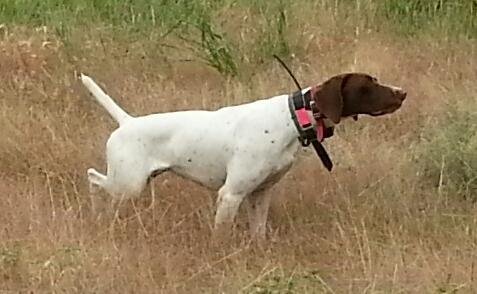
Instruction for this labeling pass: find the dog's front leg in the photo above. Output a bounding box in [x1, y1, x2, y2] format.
[245, 191, 272, 239]
[213, 187, 246, 238]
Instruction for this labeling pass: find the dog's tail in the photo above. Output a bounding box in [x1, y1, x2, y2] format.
[80, 73, 132, 125]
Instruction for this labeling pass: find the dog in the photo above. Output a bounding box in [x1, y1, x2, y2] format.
[80, 72, 406, 238]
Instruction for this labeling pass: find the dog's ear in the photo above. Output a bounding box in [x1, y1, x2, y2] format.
[313, 74, 348, 124]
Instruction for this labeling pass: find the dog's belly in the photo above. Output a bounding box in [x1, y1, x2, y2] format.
[158, 128, 233, 190]
[171, 164, 226, 190]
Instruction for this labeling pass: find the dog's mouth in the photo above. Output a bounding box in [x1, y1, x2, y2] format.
[369, 110, 388, 116]
[369, 103, 402, 116]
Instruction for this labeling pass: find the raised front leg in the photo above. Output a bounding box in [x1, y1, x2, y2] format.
[214, 186, 247, 232]
[245, 190, 272, 239]
[213, 153, 294, 239]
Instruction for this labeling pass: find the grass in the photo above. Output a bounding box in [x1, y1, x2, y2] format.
[380, 0, 477, 37]
[0, 0, 476, 292]
[418, 96, 477, 200]
[0, 0, 475, 75]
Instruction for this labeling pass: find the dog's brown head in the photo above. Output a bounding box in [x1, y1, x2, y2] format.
[311, 73, 407, 123]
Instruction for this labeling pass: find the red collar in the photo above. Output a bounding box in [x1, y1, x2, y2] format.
[288, 89, 334, 171]
[294, 107, 327, 142]
[292, 86, 333, 143]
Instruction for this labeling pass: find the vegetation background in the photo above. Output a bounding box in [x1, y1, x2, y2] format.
[0, 0, 476, 292]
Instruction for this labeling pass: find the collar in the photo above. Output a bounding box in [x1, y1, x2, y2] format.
[288, 89, 334, 171]
[288, 89, 334, 144]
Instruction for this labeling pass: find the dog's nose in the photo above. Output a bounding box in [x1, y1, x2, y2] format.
[398, 90, 407, 101]
[393, 88, 407, 101]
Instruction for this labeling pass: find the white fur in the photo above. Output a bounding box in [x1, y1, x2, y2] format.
[81, 74, 312, 237]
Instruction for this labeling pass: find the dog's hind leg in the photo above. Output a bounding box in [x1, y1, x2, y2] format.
[147, 164, 169, 210]
[87, 165, 150, 218]
[87, 168, 107, 214]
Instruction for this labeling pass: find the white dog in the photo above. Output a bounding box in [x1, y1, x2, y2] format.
[80, 73, 406, 237]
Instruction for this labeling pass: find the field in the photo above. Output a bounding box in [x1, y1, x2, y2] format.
[1, 0, 476, 292]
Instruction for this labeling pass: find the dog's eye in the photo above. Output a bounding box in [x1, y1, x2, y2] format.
[367, 76, 377, 83]
[360, 86, 370, 95]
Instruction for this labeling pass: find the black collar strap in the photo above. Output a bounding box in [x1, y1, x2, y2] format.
[288, 89, 334, 171]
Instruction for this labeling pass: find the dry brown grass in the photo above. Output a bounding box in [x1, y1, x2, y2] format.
[1, 22, 476, 293]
